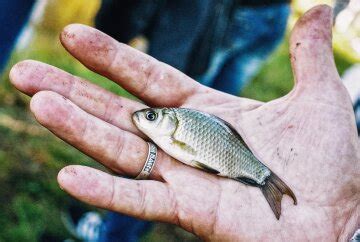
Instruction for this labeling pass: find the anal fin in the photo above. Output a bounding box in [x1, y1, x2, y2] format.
[192, 160, 220, 174]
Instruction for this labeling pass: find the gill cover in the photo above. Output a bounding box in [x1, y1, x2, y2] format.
[133, 108, 178, 137]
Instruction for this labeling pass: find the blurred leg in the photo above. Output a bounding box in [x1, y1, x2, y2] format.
[0, 0, 35, 72]
[354, 99, 360, 135]
[99, 212, 152, 242]
[342, 64, 360, 136]
[212, 52, 262, 95]
[202, 3, 290, 95]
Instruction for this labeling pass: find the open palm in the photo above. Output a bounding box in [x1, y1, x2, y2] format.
[10, 5, 359, 241]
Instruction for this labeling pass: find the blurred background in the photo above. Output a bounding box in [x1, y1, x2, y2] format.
[0, 0, 359, 241]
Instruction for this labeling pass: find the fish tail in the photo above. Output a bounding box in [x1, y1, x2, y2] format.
[261, 172, 297, 220]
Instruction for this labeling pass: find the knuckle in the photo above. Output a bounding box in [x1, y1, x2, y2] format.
[113, 132, 126, 170]
[106, 176, 117, 209]
[103, 94, 116, 123]
[167, 188, 181, 225]
[141, 60, 167, 97]
[136, 182, 148, 217]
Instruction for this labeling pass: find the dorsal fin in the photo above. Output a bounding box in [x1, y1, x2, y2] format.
[209, 115, 250, 150]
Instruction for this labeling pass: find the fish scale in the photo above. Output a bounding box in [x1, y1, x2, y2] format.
[171, 108, 270, 184]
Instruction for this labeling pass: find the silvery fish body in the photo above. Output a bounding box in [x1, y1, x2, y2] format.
[166, 108, 270, 184]
[132, 108, 297, 219]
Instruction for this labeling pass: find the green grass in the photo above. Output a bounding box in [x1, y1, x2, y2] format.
[242, 41, 294, 101]
[0, 34, 113, 241]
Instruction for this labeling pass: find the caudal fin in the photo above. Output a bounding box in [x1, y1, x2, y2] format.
[261, 172, 297, 220]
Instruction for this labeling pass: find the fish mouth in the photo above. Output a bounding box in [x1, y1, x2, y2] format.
[132, 112, 140, 125]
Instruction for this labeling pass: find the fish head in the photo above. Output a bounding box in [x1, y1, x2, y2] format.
[132, 108, 177, 139]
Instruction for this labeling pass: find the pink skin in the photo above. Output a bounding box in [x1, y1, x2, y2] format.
[9, 5, 359, 241]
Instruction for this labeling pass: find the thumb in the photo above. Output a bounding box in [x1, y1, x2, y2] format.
[289, 5, 348, 105]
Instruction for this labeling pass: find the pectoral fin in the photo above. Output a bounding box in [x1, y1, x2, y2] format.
[192, 160, 220, 174]
[172, 139, 197, 155]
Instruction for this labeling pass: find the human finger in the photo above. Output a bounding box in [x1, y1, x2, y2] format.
[30, 90, 176, 179]
[58, 165, 177, 223]
[60, 24, 206, 107]
[10, 60, 146, 136]
[288, 5, 349, 107]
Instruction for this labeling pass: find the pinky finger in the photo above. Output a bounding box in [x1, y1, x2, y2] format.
[57, 165, 177, 223]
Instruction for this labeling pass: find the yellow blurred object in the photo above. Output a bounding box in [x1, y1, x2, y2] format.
[34, 0, 101, 33]
[16, 0, 102, 63]
[293, 0, 332, 11]
[333, 0, 360, 62]
[128, 35, 149, 53]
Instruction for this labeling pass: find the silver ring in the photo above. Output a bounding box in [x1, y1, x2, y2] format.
[135, 142, 157, 180]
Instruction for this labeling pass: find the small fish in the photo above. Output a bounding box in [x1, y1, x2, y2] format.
[132, 108, 297, 219]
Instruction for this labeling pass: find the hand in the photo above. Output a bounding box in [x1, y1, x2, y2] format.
[10, 5, 359, 241]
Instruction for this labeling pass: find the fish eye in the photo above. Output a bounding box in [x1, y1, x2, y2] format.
[145, 110, 157, 121]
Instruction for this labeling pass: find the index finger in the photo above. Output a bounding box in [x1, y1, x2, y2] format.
[60, 24, 205, 107]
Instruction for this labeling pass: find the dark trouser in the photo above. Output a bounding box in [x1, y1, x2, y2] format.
[354, 99, 360, 135]
[99, 213, 151, 242]
[199, 4, 290, 95]
[0, 0, 35, 72]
